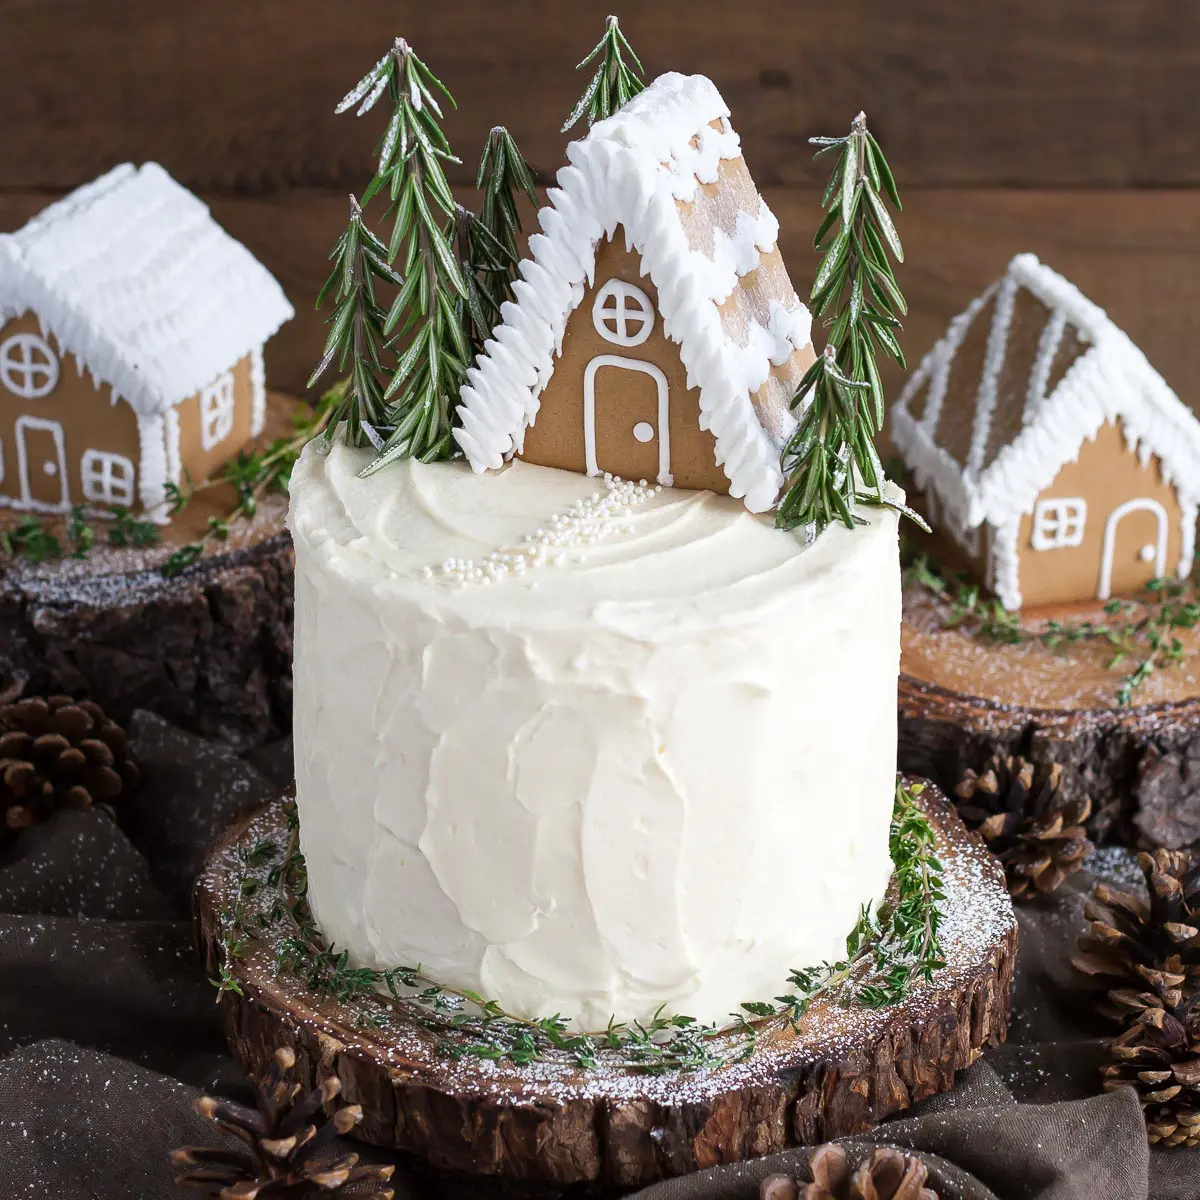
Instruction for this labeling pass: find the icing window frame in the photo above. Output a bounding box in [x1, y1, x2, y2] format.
[1031, 497, 1087, 550]
[81, 449, 135, 506]
[200, 370, 236, 451]
[0, 332, 59, 400]
[592, 280, 656, 348]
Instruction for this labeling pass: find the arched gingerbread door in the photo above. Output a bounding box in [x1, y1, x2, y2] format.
[583, 355, 672, 487]
[1098, 497, 1168, 600]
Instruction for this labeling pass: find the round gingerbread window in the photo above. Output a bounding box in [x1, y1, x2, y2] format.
[591, 280, 655, 348]
[0, 333, 59, 399]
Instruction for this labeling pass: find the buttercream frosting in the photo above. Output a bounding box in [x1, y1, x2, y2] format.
[289, 441, 902, 1029]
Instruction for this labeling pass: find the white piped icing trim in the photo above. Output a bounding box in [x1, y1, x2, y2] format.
[454, 73, 812, 514]
[136, 409, 170, 521]
[0, 164, 293, 419]
[249, 345, 267, 436]
[894, 253, 1200, 609]
[164, 403, 183, 491]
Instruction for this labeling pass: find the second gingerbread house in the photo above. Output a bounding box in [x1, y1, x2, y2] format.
[0, 163, 293, 521]
[454, 72, 814, 513]
[893, 254, 1200, 610]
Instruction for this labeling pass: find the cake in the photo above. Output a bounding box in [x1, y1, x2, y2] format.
[291, 450, 901, 1028]
[288, 63, 909, 1031]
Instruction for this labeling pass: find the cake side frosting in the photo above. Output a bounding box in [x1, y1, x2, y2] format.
[289, 440, 901, 1029]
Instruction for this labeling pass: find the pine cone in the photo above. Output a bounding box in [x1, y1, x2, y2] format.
[760, 1144, 938, 1200]
[1074, 848, 1200, 1024]
[0, 694, 139, 837]
[171, 1046, 395, 1197]
[1102, 991, 1200, 1147]
[955, 754, 1092, 898]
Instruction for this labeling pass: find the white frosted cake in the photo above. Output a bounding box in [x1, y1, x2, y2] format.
[289, 449, 900, 1028]
[289, 68, 905, 1030]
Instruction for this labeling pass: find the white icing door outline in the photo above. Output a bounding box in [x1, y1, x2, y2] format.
[583, 355, 672, 487]
[15, 415, 69, 512]
[1099, 497, 1168, 601]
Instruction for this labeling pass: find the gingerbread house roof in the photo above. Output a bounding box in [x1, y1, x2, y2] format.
[453, 72, 813, 513]
[892, 253, 1200, 533]
[0, 163, 294, 417]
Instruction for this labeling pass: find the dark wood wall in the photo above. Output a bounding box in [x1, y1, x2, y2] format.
[2, 0, 1197, 409]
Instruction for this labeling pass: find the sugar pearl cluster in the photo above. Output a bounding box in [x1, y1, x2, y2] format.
[424, 475, 661, 587]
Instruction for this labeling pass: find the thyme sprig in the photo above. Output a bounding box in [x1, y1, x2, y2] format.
[561, 15, 646, 134]
[214, 783, 944, 1075]
[909, 554, 1200, 707]
[778, 114, 926, 540]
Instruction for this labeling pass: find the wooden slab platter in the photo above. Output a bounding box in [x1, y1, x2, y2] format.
[195, 782, 1017, 1190]
[0, 391, 303, 749]
[899, 577, 1200, 850]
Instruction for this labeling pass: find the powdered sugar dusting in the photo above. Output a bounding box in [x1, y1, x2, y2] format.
[200, 785, 1015, 1109]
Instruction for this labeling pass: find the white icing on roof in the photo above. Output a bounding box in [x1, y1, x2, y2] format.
[454, 73, 812, 513]
[0, 163, 294, 416]
[893, 253, 1200, 533]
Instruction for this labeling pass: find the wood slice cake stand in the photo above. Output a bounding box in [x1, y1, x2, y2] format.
[0, 391, 303, 749]
[196, 783, 1017, 1191]
[899, 578, 1200, 849]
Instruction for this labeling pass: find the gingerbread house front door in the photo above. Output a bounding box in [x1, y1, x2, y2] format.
[1098, 497, 1169, 600]
[584, 355, 672, 487]
[15, 415, 69, 511]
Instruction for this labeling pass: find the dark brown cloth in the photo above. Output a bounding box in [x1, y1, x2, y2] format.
[0, 713, 1192, 1199]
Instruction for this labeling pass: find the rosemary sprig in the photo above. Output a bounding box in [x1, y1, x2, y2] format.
[309, 195, 401, 450]
[476, 126, 538, 311]
[562, 15, 646, 133]
[334, 38, 470, 473]
[778, 114, 926, 540]
[909, 554, 1200, 707]
[215, 783, 944, 1075]
[452, 202, 513, 353]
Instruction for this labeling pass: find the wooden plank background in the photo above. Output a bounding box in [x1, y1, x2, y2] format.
[2, 0, 1198, 409]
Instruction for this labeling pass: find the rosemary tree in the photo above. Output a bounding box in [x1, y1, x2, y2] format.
[452, 204, 510, 353]
[777, 113, 924, 538]
[562, 15, 646, 133]
[335, 37, 471, 469]
[476, 126, 539, 310]
[308, 195, 399, 449]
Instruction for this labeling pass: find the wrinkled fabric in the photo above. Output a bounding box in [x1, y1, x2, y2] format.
[0, 715, 1191, 1198]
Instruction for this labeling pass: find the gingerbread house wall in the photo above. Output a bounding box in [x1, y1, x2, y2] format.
[520, 232, 731, 493]
[0, 311, 145, 512]
[174, 353, 255, 487]
[1012, 419, 1186, 609]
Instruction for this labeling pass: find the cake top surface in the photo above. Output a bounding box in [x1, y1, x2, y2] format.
[289, 440, 899, 628]
[453, 72, 812, 513]
[892, 252, 1200, 531]
[0, 163, 294, 414]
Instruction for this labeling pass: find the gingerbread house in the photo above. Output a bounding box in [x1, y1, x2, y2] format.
[893, 253, 1200, 610]
[0, 163, 293, 521]
[454, 72, 814, 513]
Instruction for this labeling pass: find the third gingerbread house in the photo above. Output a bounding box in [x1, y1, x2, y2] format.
[893, 254, 1200, 610]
